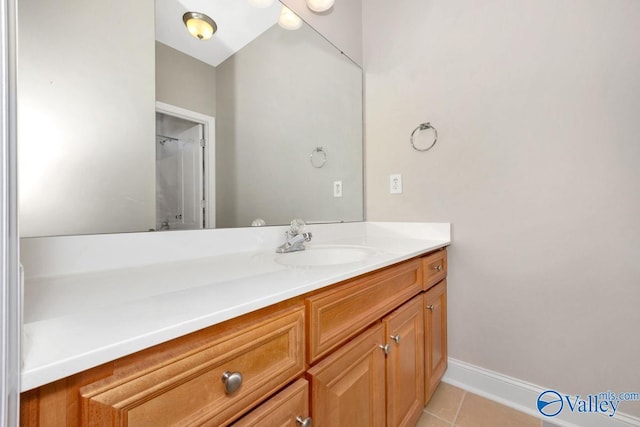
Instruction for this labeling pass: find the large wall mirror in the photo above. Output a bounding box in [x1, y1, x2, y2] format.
[17, 0, 363, 237]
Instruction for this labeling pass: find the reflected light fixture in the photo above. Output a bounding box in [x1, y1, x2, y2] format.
[278, 6, 302, 30]
[182, 12, 217, 40]
[248, 0, 274, 7]
[306, 0, 335, 12]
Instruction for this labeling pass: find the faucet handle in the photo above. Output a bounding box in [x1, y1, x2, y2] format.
[290, 218, 306, 235]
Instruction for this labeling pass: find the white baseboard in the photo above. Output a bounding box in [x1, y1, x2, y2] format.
[442, 358, 640, 427]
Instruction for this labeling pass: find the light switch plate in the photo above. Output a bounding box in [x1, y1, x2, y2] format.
[333, 181, 343, 197]
[390, 174, 402, 194]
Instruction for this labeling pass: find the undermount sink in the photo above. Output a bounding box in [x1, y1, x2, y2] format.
[275, 245, 376, 267]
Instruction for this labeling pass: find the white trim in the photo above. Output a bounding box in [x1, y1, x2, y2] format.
[443, 358, 640, 427]
[1, 0, 21, 424]
[155, 101, 216, 228]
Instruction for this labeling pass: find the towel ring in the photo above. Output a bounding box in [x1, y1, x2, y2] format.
[310, 146, 327, 168]
[410, 123, 438, 152]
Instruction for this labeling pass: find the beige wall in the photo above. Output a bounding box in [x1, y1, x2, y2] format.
[282, 0, 362, 65]
[18, 0, 155, 237]
[155, 42, 217, 117]
[364, 0, 640, 418]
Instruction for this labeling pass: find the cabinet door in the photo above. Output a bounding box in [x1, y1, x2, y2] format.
[385, 295, 425, 427]
[424, 280, 447, 404]
[307, 324, 386, 427]
[232, 379, 310, 427]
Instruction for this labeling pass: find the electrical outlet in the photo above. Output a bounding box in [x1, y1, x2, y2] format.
[390, 174, 402, 194]
[333, 181, 343, 197]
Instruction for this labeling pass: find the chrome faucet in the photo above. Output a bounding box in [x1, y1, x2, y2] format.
[276, 219, 313, 253]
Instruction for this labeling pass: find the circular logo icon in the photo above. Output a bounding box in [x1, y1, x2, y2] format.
[537, 390, 563, 417]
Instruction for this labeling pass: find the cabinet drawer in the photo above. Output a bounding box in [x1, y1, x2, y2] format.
[80, 306, 305, 426]
[423, 249, 447, 290]
[232, 379, 310, 427]
[306, 259, 422, 363]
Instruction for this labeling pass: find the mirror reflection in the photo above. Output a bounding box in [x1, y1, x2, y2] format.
[17, 0, 363, 237]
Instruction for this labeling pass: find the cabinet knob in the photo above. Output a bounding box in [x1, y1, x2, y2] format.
[296, 416, 313, 427]
[426, 304, 434, 311]
[379, 344, 391, 355]
[221, 371, 243, 394]
[433, 264, 442, 272]
[390, 334, 401, 344]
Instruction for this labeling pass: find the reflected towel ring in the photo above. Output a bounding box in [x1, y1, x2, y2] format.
[410, 123, 438, 152]
[310, 146, 327, 168]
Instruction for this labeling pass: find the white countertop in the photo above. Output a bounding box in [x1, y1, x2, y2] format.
[20, 222, 450, 391]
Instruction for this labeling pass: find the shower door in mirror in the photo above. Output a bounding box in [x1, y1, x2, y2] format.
[156, 113, 205, 231]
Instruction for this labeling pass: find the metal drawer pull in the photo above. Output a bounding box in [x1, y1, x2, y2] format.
[221, 371, 243, 394]
[426, 305, 434, 311]
[433, 265, 442, 272]
[390, 335, 401, 344]
[379, 344, 391, 355]
[296, 416, 313, 427]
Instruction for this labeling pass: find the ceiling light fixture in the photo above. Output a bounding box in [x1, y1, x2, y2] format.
[182, 12, 217, 41]
[278, 6, 302, 30]
[306, 0, 335, 13]
[248, 0, 274, 8]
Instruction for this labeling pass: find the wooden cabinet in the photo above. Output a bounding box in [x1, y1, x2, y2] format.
[21, 248, 449, 427]
[307, 324, 386, 427]
[422, 249, 447, 291]
[307, 295, 425, 427]
[385, 295, 425, 427]
[21, 304, 305, 427]
[306, 259, 423, 363]
[424, 279, 447, 404]
[79, 306, 305, 426]
[232, 379, 310, 427]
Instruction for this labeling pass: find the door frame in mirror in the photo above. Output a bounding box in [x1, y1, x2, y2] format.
[155, 101, 216, 229]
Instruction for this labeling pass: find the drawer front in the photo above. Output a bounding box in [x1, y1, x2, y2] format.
[80, 306, 305, 427]
[232, 379, 310, 427]
[306, 259, 423, 363]
[423, 249, 447, 290]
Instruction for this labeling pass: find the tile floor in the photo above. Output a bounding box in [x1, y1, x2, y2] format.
[417, 382, 548, 427]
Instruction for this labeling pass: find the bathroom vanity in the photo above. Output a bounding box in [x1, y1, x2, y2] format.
[19, 222, 449, 426]
[14, 1, 448, 424]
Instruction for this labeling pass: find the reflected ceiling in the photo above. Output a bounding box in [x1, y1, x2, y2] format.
[155, 0, 281, 66]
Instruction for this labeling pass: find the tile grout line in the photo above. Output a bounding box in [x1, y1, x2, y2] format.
[424, 389, 468, 426]
[423, 409, 456, 426]
[451, 390, 467, 426]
